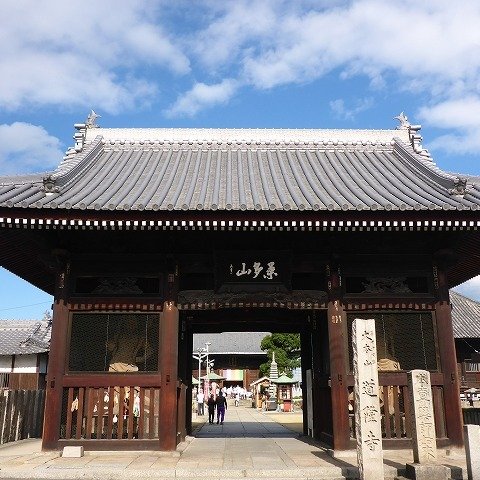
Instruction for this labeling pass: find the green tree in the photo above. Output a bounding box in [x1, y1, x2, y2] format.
[259, 333, 301, 377]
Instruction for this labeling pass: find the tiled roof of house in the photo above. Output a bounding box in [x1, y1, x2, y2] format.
[0, 120, 479, 213]
[0, 320, 51, 355]
[451, 290, 480, 338]
[193, 332, 269, 354]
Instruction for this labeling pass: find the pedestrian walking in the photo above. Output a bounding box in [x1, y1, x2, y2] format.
[207, 393, 216, 424]
[215, 390, 227, 424]
[197, 389, 205, 416]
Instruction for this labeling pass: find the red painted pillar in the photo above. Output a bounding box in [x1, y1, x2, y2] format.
[158, 301, 179, 450]
[42, 258, 70, 450]
[327, 262, 350, 451]
[434, 264, 463, 446]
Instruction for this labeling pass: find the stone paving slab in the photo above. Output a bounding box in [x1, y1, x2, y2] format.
[0, 406, 470, 479]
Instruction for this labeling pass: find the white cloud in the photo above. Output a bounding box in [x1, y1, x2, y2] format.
[165, 79, 239, 118]
[419, 97, 480, 131]
[3, 0, 480, 132]
[185, 0, 480, 142]
[418, 97, 480, 154]
[0, 123, 64, 175]
[455, 276, 480, 302]
[219, 1, 480, 91]
[0, 1, 189, 113]
[330, 97, 374, 120]
[192, 2, 278, 71]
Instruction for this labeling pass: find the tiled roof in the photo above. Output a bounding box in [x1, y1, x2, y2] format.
[193, 332, 268, 354]
[0, 320, 51, 355]
[451, 290, 480, 338]
[0, 126, 479, 213]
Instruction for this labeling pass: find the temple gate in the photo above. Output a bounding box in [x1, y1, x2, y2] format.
[0, 116, 479, 451]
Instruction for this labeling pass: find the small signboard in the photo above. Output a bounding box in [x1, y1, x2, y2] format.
[215, 251, 291, 292]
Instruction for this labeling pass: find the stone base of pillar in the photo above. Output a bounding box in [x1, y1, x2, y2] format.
[62, 446, 84, 458]
[405, 463, 449, 480]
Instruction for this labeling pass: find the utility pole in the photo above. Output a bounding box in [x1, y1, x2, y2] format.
[192, 347, 206, 391]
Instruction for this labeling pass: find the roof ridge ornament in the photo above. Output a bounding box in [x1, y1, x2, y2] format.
[448, 177, 469, 197]
[65, 110, 101, 155]
[394, 112, 410, 130]
[86, 109, 101, 128]
[42, 174, 60, 194]
[394, 112, 431, 159]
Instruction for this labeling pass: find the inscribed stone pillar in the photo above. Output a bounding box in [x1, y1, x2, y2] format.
[464, 424, 480, 480]
[408, 370, 437, 464]
[352, 318, 384, 480]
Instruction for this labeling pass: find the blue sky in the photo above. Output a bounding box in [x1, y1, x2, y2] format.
[1, 0, 480, 319]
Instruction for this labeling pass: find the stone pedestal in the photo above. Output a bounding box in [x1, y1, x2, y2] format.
[464, 424, 480, 480]
[352, 318, 384, 480]
[408, 370, 437, 464]
[405, 463, 448, 480]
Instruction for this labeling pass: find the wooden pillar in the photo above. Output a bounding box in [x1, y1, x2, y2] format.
[158, 267, 179, 450]
[42, 256, 70, 450]
[434, 263, 463, 446]
[327, 261, 350, 451]
[300, 327, 312, 436]
[184, 318, 194, 436]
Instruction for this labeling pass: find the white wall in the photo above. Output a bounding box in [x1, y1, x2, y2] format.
[0, 356, 12, 373]
[13, 354, 38, 373]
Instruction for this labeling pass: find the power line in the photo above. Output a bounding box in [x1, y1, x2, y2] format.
[0, 301, 52, 312]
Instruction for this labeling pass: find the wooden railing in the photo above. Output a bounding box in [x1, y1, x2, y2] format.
[348, 372, 446, 440]
[60, 375, 160, 441]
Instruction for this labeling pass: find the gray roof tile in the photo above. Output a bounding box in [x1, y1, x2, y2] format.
[0, 128, 479, 213]
[193, 332, 268, 354]
[0, 320, 51, 355]
[451, 290, 480, 338]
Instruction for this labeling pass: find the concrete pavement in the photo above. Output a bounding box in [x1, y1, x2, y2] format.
[0, 405, 469, 479]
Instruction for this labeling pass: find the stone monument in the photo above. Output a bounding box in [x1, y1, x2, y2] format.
[352, 318, 384, 480]
[464, 424, 480, 480]
[406, 369, 448, 480]
[408, 370, 437, 463]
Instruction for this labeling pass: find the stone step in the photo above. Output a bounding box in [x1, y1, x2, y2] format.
[172, 466, 401, 479]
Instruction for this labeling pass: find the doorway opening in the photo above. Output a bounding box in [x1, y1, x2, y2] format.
[179, 308, 325, 439]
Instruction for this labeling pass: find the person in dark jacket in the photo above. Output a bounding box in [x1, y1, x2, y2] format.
[215, 391, 227, 424]
[207, 393, 216, 424]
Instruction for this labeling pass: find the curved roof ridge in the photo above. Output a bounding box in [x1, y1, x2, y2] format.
[393, 140, 461, 187]
[0, 136, 104, 191]
[50, 136, 104, 188]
